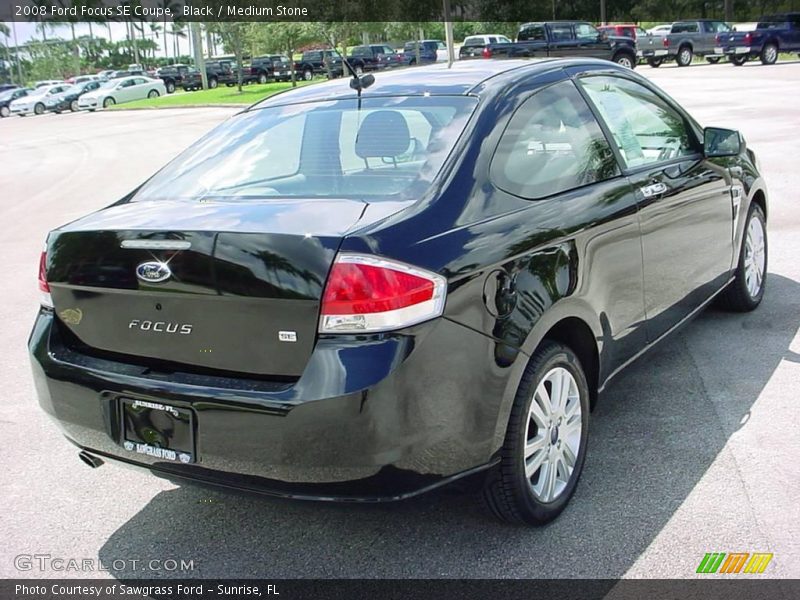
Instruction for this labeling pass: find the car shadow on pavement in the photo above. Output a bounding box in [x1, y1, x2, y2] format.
[98, 274, 800, 579]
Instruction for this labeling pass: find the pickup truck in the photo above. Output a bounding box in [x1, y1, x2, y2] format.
[639, 19, 734, 67]
[245, 55, 294, 84]
[478, 21, 638, 69]
[181, 60, 237, 91]
[294, 50, 344, 81]
[157, 64, 192, 93]
[347, 45, 405, 73]
[715, 13, 800, 65]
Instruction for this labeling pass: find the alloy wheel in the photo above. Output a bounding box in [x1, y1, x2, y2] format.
[616, 55, 633, 69]
[524, 367, 582, 503]
[744, 216, 766, 298]
[764, 45, 778, 64]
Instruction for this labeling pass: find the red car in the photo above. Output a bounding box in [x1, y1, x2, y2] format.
[598, 24, 647, 39]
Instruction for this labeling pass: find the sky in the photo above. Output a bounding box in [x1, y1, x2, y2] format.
[1, 20, 188, 57]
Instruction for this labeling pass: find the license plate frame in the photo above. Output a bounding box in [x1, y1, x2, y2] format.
[120, 397, 195, 464]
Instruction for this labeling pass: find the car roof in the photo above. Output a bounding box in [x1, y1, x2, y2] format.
[250, 58, 619, 110]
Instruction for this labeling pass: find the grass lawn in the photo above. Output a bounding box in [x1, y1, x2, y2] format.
[111, 80, 318, 109]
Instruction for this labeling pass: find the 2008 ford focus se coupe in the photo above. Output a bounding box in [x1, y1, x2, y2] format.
[30, 59, 768, 524]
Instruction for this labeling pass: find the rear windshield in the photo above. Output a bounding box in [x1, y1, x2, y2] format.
[133, 96, 477, 202]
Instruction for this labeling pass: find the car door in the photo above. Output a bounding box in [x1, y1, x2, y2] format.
[578, 74, 734, 342]
[574, 22, 612, 58]
[546, 24, 578, 56]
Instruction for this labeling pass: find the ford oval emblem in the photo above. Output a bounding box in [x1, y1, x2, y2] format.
[136, 261, 172, 284]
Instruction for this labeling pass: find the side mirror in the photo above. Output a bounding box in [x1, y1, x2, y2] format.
[704, 127, 742, 157]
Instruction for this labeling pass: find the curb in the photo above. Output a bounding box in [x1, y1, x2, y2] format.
[110, 104, 245, 111]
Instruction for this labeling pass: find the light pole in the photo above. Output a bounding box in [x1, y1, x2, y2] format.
[601, 0, 607, 25]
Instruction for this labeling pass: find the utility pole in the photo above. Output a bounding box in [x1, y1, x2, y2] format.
[190, 22, 207, 89]
[11, 17, 23, 84]
[724, 0, 734, 22]
[600, 0, 607, 25]
[443, 0, 455, 66]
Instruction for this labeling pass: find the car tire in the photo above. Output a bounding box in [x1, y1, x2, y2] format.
[70, 100, 79, 112]
[706, 56, 721, 64]
[676, 46, 693, 66]
[258, 73, 268, 84]
[647, 57, 663, 68]
[88, 109, 95, 112]
[103, 97, 115, 109]
[166, 81, 175, 94]
[34, 103, 45, 115]
[303, 68, 313, 81]
[613, 52, 635, 69]
[760, 43, 778, 65]
[717, 203, 767, 312]
[0, 106, 9, 118]
[354, 64, 365, 75]
[148, 90, 159, 98]
[483, 340, 590, 525]
[208, 77, 218, 89]
[730, 55, 748, 66]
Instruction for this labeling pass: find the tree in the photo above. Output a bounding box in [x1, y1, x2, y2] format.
[208, 22, 246, 92]
[259, 23, 317, 87]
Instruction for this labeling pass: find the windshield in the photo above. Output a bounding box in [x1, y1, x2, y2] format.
[133, 96, 477, 203]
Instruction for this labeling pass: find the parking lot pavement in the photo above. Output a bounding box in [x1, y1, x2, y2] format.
[1, 62, 798, 580]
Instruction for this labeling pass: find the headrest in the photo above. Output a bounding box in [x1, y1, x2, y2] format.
[355, 111, 411, 159]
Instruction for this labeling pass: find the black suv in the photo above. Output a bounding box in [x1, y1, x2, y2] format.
[294, 50, 344, 80]
[347, 45, 405, 73]
[246, 55, 294, 84]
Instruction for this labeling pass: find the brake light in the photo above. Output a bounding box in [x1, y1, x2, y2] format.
[38, 250, 53, 308]
[744, 32, 753, 44]
[319, 254, 447, 333]
[715, 34, 721, 43]
[482, 47, 492, 58]
[663, 37, 670, 47]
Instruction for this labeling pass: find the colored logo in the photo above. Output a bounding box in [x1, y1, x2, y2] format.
[697, 552, 773, 574]
[136, 261, 171, 284]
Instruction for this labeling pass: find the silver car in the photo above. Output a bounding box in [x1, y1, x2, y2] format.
[77, 76, 166, 111]
[9, 84, 71, 116]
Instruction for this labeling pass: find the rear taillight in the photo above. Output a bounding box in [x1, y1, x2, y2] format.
[744, 32, 753, 44]
[715, 34, 721, 43]
[663, 37, 670, 47]
[38, 250, 53, 308]
[482, 47, 492, 58]
[319, 254, 446, 334]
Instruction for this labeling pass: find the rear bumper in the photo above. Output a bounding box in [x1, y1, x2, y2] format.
[718, 46, 753, 55]
[29, 310, 512, 500]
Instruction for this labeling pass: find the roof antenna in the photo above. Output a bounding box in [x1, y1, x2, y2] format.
[322, 31, 374, 108]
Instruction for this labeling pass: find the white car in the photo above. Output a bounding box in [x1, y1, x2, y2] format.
[647, 24, 674, 36]
[77, 76, 166, 111]
[9, 84, 71, 116]
[33, 79, 64, 88]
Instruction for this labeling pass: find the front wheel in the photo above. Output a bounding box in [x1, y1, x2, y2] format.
[34, 103, 45, 115]
[70, 100, 79, 112]
[730, 55, 748, 66]
[760, 43, 778, 65]
[676, 46, 693, 66]
[718, 204, 767, 312]
[483, 341, 590, 525]
[103, 97, 115, 108]
[613, 53, 635, 69]
[647, 57, 663, 68]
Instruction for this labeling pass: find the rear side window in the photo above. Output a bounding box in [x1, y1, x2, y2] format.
[490, 80, 619, 200]
[519, 25, 547, 41]
[672, 22, 699, 33]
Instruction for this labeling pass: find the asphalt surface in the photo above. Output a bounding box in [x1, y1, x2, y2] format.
[1, 60, 799, 580]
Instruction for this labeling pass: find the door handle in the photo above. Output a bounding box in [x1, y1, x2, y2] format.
[640, 182, 668, 198]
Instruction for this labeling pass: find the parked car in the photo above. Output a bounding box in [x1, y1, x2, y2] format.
[246, 55, 295, 84]
[640, 19, 734, 67]
[346, 45, 405, 73]
[77, 76, 165, 110]
[0, 84, 18, 93]
[479, 22, 638, 69]
[0, 87, 30, 118]
[157, 64, 192, 93]
[45, 80, 104, 114]
[458, 34, 513, 59]
[598, 23, 647, 40]
[294, 50, 344, 80]
[403, 40, 448, 64]
[180, 61, 237, 91]
[97, 70, 116, 80]
[109, 69, 147, 79]
[716, 12, 800, 65]
[9, 84, 71, 116]
[30, 59, 768, 525]
[33, 80, 63, 88]
[647, 24, 674, 36]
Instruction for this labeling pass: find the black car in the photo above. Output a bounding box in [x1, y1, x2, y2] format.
[294, 50, 344, 80]
[347, 45, 406, 73]
[31, 59, 768, 525]
[0, 87, 29, 118]
[246, 55, 294, 84]
[46, 80, 104, 113]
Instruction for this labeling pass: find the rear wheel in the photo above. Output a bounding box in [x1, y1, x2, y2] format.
[613, 52, 635, 69]
[258, 72, 268, 84]
[647, 57, 663, 68]
[730, 55, 748, 66]
[718, 204, 767, 312]
[147, 90, 159, 98]
[34, 102, 45, 115]
[208, 77, 218, 89]
[760, 43, 778, 65]
[0, 105, 9, 118]
[165, 81, 176, 94]
[103, 97, 115, 109]
[676, 46, 693, 66]
[303, 68, 313, 81]
[483, 341, 590, 525]
[354, 64, 365, 75]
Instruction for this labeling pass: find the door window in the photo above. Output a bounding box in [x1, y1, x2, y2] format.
[519, 25, 546, 41]
[490, 80, 619, 199]
[549, 24, 575, 41]
[575, 23, 599, 40]
[579, 76, 699, 169]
